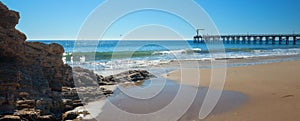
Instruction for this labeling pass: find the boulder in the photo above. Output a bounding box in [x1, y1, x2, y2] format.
[98, 70, 155, 85]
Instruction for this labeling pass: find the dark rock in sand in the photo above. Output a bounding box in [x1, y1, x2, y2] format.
[98, 70, 155, 85]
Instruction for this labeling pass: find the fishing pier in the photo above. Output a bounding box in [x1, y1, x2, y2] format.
[194, 32, 300, 45]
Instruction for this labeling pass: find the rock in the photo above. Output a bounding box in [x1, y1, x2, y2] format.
[0, 2, 19, 29]
[127, 72, 144, 81]
[98, 70, 155, 85]
[0, 2, 78, 120]
[102, 89, 113, 95]
[47, 43, 64, 55]
[62, 99, 73, 106]
[72, 67, 99, 87]
[0, 115, 21, 121]
[14, 109, 40, 120]
[0, 104, 14, 115]
[62, 65, 75, 88]
[18, 92, 30, 99]
[0, 2, 156, 121]
[62, 111, 78, 120]
[36, 115, 54, 121]
[16, 100, 35, 109]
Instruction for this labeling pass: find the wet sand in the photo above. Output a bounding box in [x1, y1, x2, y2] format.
[166, 60, 300, 121]
[83, 78, 246, 121]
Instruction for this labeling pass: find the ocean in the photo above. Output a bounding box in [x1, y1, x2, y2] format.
[29, 40, 300, 70]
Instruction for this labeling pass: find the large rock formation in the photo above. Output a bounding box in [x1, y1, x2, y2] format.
[0, 2, 74, 120]
[0, 2, 155, 120]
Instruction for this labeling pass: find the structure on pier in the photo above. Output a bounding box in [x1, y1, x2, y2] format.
[194, 33, 300, 45]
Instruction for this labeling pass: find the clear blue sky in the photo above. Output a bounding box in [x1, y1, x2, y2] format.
[1, 0, 300, 40]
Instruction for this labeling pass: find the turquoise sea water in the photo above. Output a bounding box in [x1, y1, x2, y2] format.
[29, 40, 300, 69]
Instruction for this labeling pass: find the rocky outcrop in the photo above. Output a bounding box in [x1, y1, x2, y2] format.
[0, 2, 155, 120]
[98, 70, 155, 85]
[70, 68, 154, 103]
[0, 2, 74, 120]
[62, 69, 154, 120]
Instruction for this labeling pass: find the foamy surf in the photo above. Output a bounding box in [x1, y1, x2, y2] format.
[152, 48, 202, 56]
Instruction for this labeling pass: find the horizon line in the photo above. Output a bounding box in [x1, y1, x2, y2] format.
[26, 39, 194, 41]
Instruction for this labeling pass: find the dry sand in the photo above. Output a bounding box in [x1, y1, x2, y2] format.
[166, 60, 300, 121]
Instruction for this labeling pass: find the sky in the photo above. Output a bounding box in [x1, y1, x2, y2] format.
[1, 0, 300, 40]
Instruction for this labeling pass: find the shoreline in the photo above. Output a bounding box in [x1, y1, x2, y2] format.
[165, 60, 300, 121]
[158, 54, 300, 68]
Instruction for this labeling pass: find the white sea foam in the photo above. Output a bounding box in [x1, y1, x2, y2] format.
[69, 47, 300, 71]
[253, 48, 300, 57]
[152, 48, 202, 56]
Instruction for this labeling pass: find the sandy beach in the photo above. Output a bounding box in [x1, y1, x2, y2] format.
[166, 60, 300, 121]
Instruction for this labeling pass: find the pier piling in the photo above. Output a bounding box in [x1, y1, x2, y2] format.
[279, 36, 282, 45]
